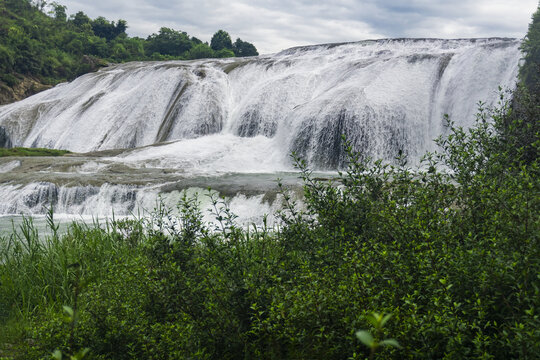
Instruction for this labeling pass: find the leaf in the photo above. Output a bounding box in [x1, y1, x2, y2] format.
[63, 305, 74, 317]
[365, 312, 381, 328]
[381, 313, 393, 327]
[72, 348, 90, 360]
[356, 330, 375, 347]
[380, 338, 402, 348]
[52, 350, 63, 360]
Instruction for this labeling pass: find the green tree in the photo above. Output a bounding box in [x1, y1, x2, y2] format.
[145, 27, 192, 56]
[520, 4, 540, 96]
[122, 37, 145, 59]
[91, 17, 126, 41]
[215, 48, 235, 58]
[210, 29, 232, 51]
[65, 38, 83, 54]
[91, 16, 115, 40]
[0, 44, 15, 72]
[70, 11, 91, 28]
[115, 19, 127, 38]
[50, 2, 67, 22]
[512, 3, 540, 164]
[111, 42, 128, 60]
[0, 0, 259, 100]
[186, 43, 214, 59]
[232, 38, 258, 56]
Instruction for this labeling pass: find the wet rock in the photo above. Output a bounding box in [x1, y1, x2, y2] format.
[0, 127, 12, 148]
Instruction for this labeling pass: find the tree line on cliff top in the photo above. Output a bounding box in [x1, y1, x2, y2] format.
[0, 0, 258, 88]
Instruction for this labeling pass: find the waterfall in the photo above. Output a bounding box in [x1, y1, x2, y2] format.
[0, 38, 522, 218]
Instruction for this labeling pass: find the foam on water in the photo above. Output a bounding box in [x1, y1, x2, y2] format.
[0, 182, 283, 227]
[0, 38, 522, 220]
[114, 134, 292, 176]
[0, 160, 20, 173]
[0, 38, 520, 169]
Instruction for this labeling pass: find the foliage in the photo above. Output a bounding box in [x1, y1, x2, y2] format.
[0, 87, 538, 359]
[356, 313, 401, 360]
[520, 3, 540, 96]
[186, 43, 215, 60]
[210, 29, 233, 51]
[0, 0, 259, 94]
[210, 30, 258, 57]
[145, 27, 193, 57]
[215, 48, 236, 58]
[515, 2, 540, 165]
[90, 17, 126, 42]
[233, 38, 259, 57]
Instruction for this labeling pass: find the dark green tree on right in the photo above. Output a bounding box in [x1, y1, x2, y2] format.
[520, 3, 540, 95]
[508, 2, 540, 165]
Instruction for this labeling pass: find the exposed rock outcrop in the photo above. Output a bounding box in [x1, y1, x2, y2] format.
[0, 76, 52, 106]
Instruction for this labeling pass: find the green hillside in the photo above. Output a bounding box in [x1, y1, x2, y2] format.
[0, 0, 258, 103]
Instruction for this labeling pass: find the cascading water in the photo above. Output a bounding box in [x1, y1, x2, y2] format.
[0, 38, 522, 221]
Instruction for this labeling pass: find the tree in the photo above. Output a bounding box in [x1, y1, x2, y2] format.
[91, 17, 126, 41]
[50, 2, 66, 22]
[191, 36, 202, 45]
[111, 42, 128, 60]
[232, 38, 258, 57]
[210, 30, 232, 51]
[70, 11, 91, 28]
[32, 0, 48, 11]
[65, 38, 83, 54]
[0, 0, 261, 98]
[186, 43, 214, 59]
[215, 48, 235, 58]
[145, 27, 192, 56]
[122, 37, 145, 59]
[91, 17, 115, 40]
[520, 4, 540, 96]
[507, 3, 540, 165]
[115, 19, 128, 38]
[0, 44, 15, 72]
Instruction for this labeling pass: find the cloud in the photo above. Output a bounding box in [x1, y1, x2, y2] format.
[59, 0, 538, 54]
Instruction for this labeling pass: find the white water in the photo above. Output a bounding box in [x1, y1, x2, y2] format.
[0, 183, 282, 227]
[0, 38, 522, 220]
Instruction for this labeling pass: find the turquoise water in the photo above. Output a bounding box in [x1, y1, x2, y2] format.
[0, 215, 103, 237]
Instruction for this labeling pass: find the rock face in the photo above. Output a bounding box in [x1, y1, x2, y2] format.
[0, 126, 11, 148]
[0, 56, 107, 106]
[0, 76, 52, 105]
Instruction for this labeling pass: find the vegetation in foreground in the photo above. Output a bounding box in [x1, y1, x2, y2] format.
[0, 147, 70, 157]
[0, 84, 538, 359]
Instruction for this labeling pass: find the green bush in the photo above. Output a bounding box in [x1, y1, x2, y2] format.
[2, 88, 537, 359]
[0, 73, 19, 87]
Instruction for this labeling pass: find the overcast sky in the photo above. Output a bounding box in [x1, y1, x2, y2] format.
[57, 0, 538, 54]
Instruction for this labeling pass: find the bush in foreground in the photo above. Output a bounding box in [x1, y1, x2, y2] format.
[0, 93, 538, 359]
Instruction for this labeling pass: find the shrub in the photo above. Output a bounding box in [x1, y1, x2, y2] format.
[0, 73, 19, 87]
[1, 91, 538, 359]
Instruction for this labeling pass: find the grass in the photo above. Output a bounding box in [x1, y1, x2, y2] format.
[0, 147, 71, 157]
